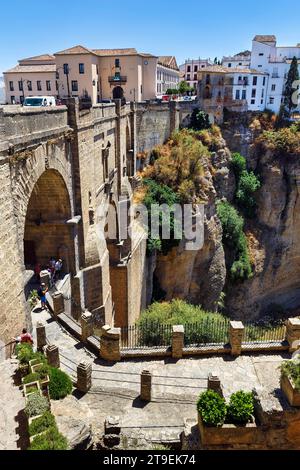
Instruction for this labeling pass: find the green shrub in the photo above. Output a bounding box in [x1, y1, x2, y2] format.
[231, 152, 246, 179]
[25, 393, 50, 417]
[281, 359, 300, 390]
[236, 171, 261, 218]
[136, 300, 228, 346]
[34, 363, 50, 378]
[49, 367, 72, 400]
[197, 390, 227, 426]
[30, 352, 48, 365]
[29, 411, 56, 437]
[227, 391, 254, 424]
[23, 373, 40, 384]
[16, 343, 34, 364]
[29, 289, 39, 308]
[29, 426, 68, 450]
[217, 201, 252, 281]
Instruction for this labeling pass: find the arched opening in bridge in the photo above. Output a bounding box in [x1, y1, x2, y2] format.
[24, 169, 74, 274]
[113, 86, 124, 100]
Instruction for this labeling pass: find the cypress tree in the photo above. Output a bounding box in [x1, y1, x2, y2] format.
[283, 56, 299, 114]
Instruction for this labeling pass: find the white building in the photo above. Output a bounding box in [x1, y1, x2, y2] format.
[222, 51, 251, 69]
[156, 57, 180, 96]
[222, 35, 300, 114]
[179, 58, 213, 90]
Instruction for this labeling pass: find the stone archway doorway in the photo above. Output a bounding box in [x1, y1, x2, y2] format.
[23, 169, 74, 274]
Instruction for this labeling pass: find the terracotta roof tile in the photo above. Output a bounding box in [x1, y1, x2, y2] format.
[4, 64, 57, 73]
[20, 54, 55, 63]
[93, 48, 137, 56]
[253, 35, 277, 43]
[55, 45, 94, 55]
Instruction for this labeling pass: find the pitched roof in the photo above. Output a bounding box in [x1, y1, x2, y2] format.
[54, 45, 94, 55]
[253, 35, 277, 43]
[158, 56, 179, 70]
[93, 48, 137, 56]
[19, 54, 55, 63]
[4, 64, 57, 73]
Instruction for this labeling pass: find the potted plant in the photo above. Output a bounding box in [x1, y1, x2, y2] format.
[32, 364, 50, 387]
[197, 390, 260, 446]
[25, 393, 50, 418]
[280, 359, 300, 407]
[23, 375, 41, 397]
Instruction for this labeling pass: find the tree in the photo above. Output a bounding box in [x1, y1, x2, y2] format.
[283, 56, 299, 115]
[178, 80, 193, 95]
[190, 109, 211, 130]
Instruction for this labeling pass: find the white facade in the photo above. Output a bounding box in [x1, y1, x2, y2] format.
[156, 57, 180, 96]
[222, 36, 300, 114]
[179, 59, 213, 90]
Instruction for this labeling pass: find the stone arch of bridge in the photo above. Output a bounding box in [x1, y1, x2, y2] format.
[23, 169, 75, 274]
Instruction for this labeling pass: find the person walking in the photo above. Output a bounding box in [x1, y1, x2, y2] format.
[38, 283, 48, 310]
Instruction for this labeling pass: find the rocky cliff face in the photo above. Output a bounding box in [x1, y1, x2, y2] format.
[153, 137, 232, 312]
[151, 116, 300, 320]
[223, 115, 300, 320]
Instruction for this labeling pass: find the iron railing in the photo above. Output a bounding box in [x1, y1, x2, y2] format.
[243, 321, 286, 346]
[121, 322, 172, 349]
[184, 317, 230, 348]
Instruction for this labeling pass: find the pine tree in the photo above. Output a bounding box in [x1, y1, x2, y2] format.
[283, 56, 299, 115]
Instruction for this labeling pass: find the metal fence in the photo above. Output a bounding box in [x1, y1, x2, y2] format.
[243, 321, 286, 346]
[184, 317, 230, 348]
[121, 322, 173, 350]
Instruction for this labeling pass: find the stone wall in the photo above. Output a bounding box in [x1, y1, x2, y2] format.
[0, 99, 185, 348]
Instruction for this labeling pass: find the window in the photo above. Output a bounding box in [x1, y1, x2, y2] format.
[187, 65, 191, 72]
[9, 81, 14, 91]
[194, 65, 198, 72]
[261, 99, 264, 104]
[46, 81, 51, 91]
[27, 81, 32, 91]
[251, 99, 255, 104]
[271, 84, 276, 91]
[269, 97, 275, 104]
[10, 96, 15, 104]
[18, 81, 23, 91]
[115, 58, 120, 68]
[71, 80, 78, 92]
[251, 88, 256, 98]
[187, 74, 190, 80]
[56, 71, 59, 79]
[253, 76, 258, 86]
[239, 62, 242, 66]
[228, 63, 232, 68]
[56, 81, 59, 91]
[79, 63, 85, 74]
[37, 81, 42, 91]
[235, 90, 240, 100]
[258, 65, 262, 68]
[261, 89, 264, 98]
[263, 77, 266, 86]
[259, 53, 264, 56]
[63, 63, 69, 75]
[242, 90, 246, 100]
[194, 74, 197, 80]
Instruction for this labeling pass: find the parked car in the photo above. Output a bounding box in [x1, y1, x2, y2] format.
[23, 96, 56, 107]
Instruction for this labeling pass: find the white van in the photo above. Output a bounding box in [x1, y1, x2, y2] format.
[23, 96, 56, 107]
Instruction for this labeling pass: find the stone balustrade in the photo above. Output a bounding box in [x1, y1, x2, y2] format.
[77, 361, 92, 393]
[100, 325, 121, 361]
[140, 370, 152, 402]
[46, 344, 60, 368]
[229, 321, 245, 356]
[36, 322, 47, 351]
[172, 325, 184, 359]
[81, 311, 93, 342]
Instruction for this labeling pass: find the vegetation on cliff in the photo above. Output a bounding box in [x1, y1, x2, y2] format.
[217, 201, 252, 281]
[255, 124, 300, 156]
[231, 152, 261, 218]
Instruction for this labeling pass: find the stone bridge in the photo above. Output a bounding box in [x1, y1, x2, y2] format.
[0, 99, 195, 347]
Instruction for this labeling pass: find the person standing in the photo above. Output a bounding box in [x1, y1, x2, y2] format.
[54, 259, 63, 281]
[38, 283, 48, 310]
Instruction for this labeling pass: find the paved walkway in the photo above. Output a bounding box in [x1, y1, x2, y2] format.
[0, 359, 26, 450]
[31, 305, 290, 448]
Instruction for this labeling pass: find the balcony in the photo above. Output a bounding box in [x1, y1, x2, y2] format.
[108, 75, 127, 84]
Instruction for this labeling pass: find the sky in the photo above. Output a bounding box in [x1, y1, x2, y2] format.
[0, 0, 300, 73]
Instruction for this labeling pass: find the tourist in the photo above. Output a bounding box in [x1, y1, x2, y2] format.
[10, 328, 34, 354]
[54, 258, 63, 281]
[38, 282, 48, 310]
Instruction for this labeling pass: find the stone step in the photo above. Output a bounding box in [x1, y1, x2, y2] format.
[57, 313, 82, 340]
